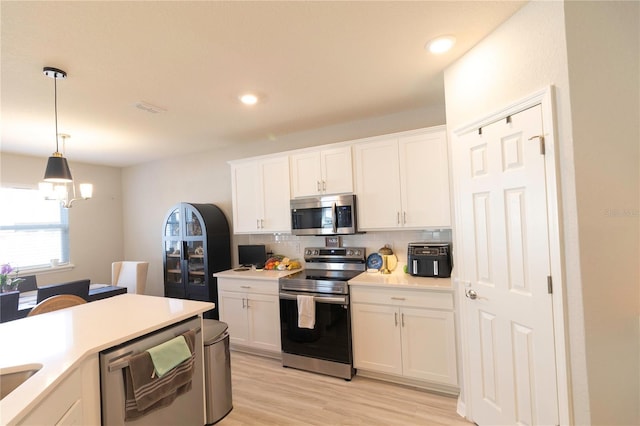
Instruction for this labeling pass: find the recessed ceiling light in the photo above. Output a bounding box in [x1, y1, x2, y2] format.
[239, 93, 259, 105]
[427, 35, 456, 54]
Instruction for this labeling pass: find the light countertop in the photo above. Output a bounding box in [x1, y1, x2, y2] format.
[349, 269, 453, 291]
[0, 294, 213, 424]
[214, 268, 301, 280]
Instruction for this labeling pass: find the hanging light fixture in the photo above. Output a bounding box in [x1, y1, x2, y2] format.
[39, 134, 93, 208]
[39, 67, 93, 208]
[43, 67, 73, 182]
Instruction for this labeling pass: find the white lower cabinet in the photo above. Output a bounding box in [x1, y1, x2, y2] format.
[351, 287, 458, 388]
[18, 355, 100, 426]
[218, 278, 281, 355]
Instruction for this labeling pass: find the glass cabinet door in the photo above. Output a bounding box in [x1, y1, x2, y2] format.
[186, 240, 206, 287]
[185, 206, 203, 237]
[164, 239, 182, 287]
[164, 207, 181, 238]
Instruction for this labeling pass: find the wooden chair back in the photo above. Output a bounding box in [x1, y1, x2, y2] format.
[28, 294, 87, 317]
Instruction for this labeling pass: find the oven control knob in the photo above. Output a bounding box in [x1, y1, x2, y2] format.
[314, 249, 319, 255]
[346, 249, 353, 256]
[305, 249, 312, 256]
[353, 249, 361, 256]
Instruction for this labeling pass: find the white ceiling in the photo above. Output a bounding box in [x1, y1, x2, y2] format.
[1, 1, 525, 168]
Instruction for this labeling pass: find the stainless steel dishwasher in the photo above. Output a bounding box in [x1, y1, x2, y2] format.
[99, 317, 205, 425]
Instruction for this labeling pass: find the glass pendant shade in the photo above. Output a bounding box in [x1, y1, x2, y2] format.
[44, 153, 73, 182]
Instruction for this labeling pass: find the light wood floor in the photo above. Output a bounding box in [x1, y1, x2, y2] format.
[218, 351, 472, 425]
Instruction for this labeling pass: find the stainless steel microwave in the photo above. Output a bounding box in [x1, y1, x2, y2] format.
[290, 194, 357, 236]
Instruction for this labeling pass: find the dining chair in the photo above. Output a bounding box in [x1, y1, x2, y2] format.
[0, 291, 20, 323]
[28, 294, 87, 317]
[112, 261, 149, 295]
[18, 275, 38, 292]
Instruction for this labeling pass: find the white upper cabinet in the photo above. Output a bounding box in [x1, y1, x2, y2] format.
[354, 126, 451, 230]
[290, 146, 353, 198]
[231, 156, 291, 234]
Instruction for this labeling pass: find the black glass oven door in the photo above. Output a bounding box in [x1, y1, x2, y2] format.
[279, 294, 352, 364]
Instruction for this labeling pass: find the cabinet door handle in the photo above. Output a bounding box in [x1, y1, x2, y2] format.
[394, 312, 398, 326]
[261, 219, 264, 228]
[317, 181, 321, 192]
[242, 298, 246, 309]
[401, 313, 405, 327]
[403, 211, 407, 224]
[391, 297, 406, 301]
[322, 180, 326, 191]
[256, 219, 260, 229]
[397, 212, 400, 224]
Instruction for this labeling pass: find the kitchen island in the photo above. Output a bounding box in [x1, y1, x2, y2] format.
[0, 293, 214, 425]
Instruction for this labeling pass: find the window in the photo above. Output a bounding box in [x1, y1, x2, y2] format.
[0, 187, 69, 270]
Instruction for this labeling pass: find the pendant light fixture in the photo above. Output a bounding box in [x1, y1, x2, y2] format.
[43, 66, 73, 182]
[39, 66, 93, 208]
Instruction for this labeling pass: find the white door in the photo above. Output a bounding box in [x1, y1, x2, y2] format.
[219, 290, 249, 345]
[456, 105, 559, 425]
[247, 293, 281, 352]
[320, 146, 353, 195]
[398, 130, 451, 228]
[290, 151, 322, 197]
[353, 138, 402, 229]
[231, 161, 260, 233]
[351, 303, 402, 375]
[401, 307, 457, 385]
[259, 157, 291, 233]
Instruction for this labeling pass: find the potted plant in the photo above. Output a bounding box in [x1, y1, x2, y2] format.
[0, 263, 24, 293]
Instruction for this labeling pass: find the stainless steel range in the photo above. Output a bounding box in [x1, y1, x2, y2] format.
[279, 247, 366, 380]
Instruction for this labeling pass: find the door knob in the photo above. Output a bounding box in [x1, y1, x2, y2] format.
[466, 289, 478, 300]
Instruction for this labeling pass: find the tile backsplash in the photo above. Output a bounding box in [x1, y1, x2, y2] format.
[232, 229, 452, 269]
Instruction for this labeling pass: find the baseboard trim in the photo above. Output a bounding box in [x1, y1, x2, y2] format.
[229, 344, 282, 360]
[355, 369, 459, 396]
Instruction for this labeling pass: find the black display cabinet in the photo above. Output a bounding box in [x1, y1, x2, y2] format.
[163, 203, 230, 319]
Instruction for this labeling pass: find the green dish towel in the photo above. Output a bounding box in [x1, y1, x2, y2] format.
[147, 335, 192, 378]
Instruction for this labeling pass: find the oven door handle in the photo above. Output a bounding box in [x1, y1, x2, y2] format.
[332, 202, 338, 234]
[279, 291, 348, 305]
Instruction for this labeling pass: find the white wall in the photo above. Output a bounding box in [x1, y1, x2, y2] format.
[444, 1, 639, 424]
[121, 106, 446, 297]
[563, 1, 640, 424]
[0, 152, 123, 285]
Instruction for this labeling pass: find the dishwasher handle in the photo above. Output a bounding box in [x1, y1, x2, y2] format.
[107, 326, 201, 372]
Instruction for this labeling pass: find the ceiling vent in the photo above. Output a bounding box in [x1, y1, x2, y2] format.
[135, 101, 166, 114]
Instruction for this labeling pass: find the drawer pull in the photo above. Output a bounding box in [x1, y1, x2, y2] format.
[240, 285, 251, 289]
[390, 297, 406, 301]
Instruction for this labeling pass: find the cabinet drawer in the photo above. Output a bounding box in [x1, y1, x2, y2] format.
[218, 279, 278, 295]
[351, 287, 453, 310]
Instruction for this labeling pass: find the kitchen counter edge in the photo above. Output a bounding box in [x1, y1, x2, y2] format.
[348, 271, 453, 290]
[214, 268, 301, 280]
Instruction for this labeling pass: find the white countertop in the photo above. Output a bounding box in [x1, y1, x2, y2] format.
[349, 269, 453, 290]
[214, 268, 301, 280]
[0, 294, 213, 424]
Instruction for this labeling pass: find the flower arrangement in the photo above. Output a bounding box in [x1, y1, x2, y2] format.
[0, 263, 24, 293]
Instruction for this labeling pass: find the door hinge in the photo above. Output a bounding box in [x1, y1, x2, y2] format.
[547, 276, 553, 294]
[528, 135, 545, 155]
